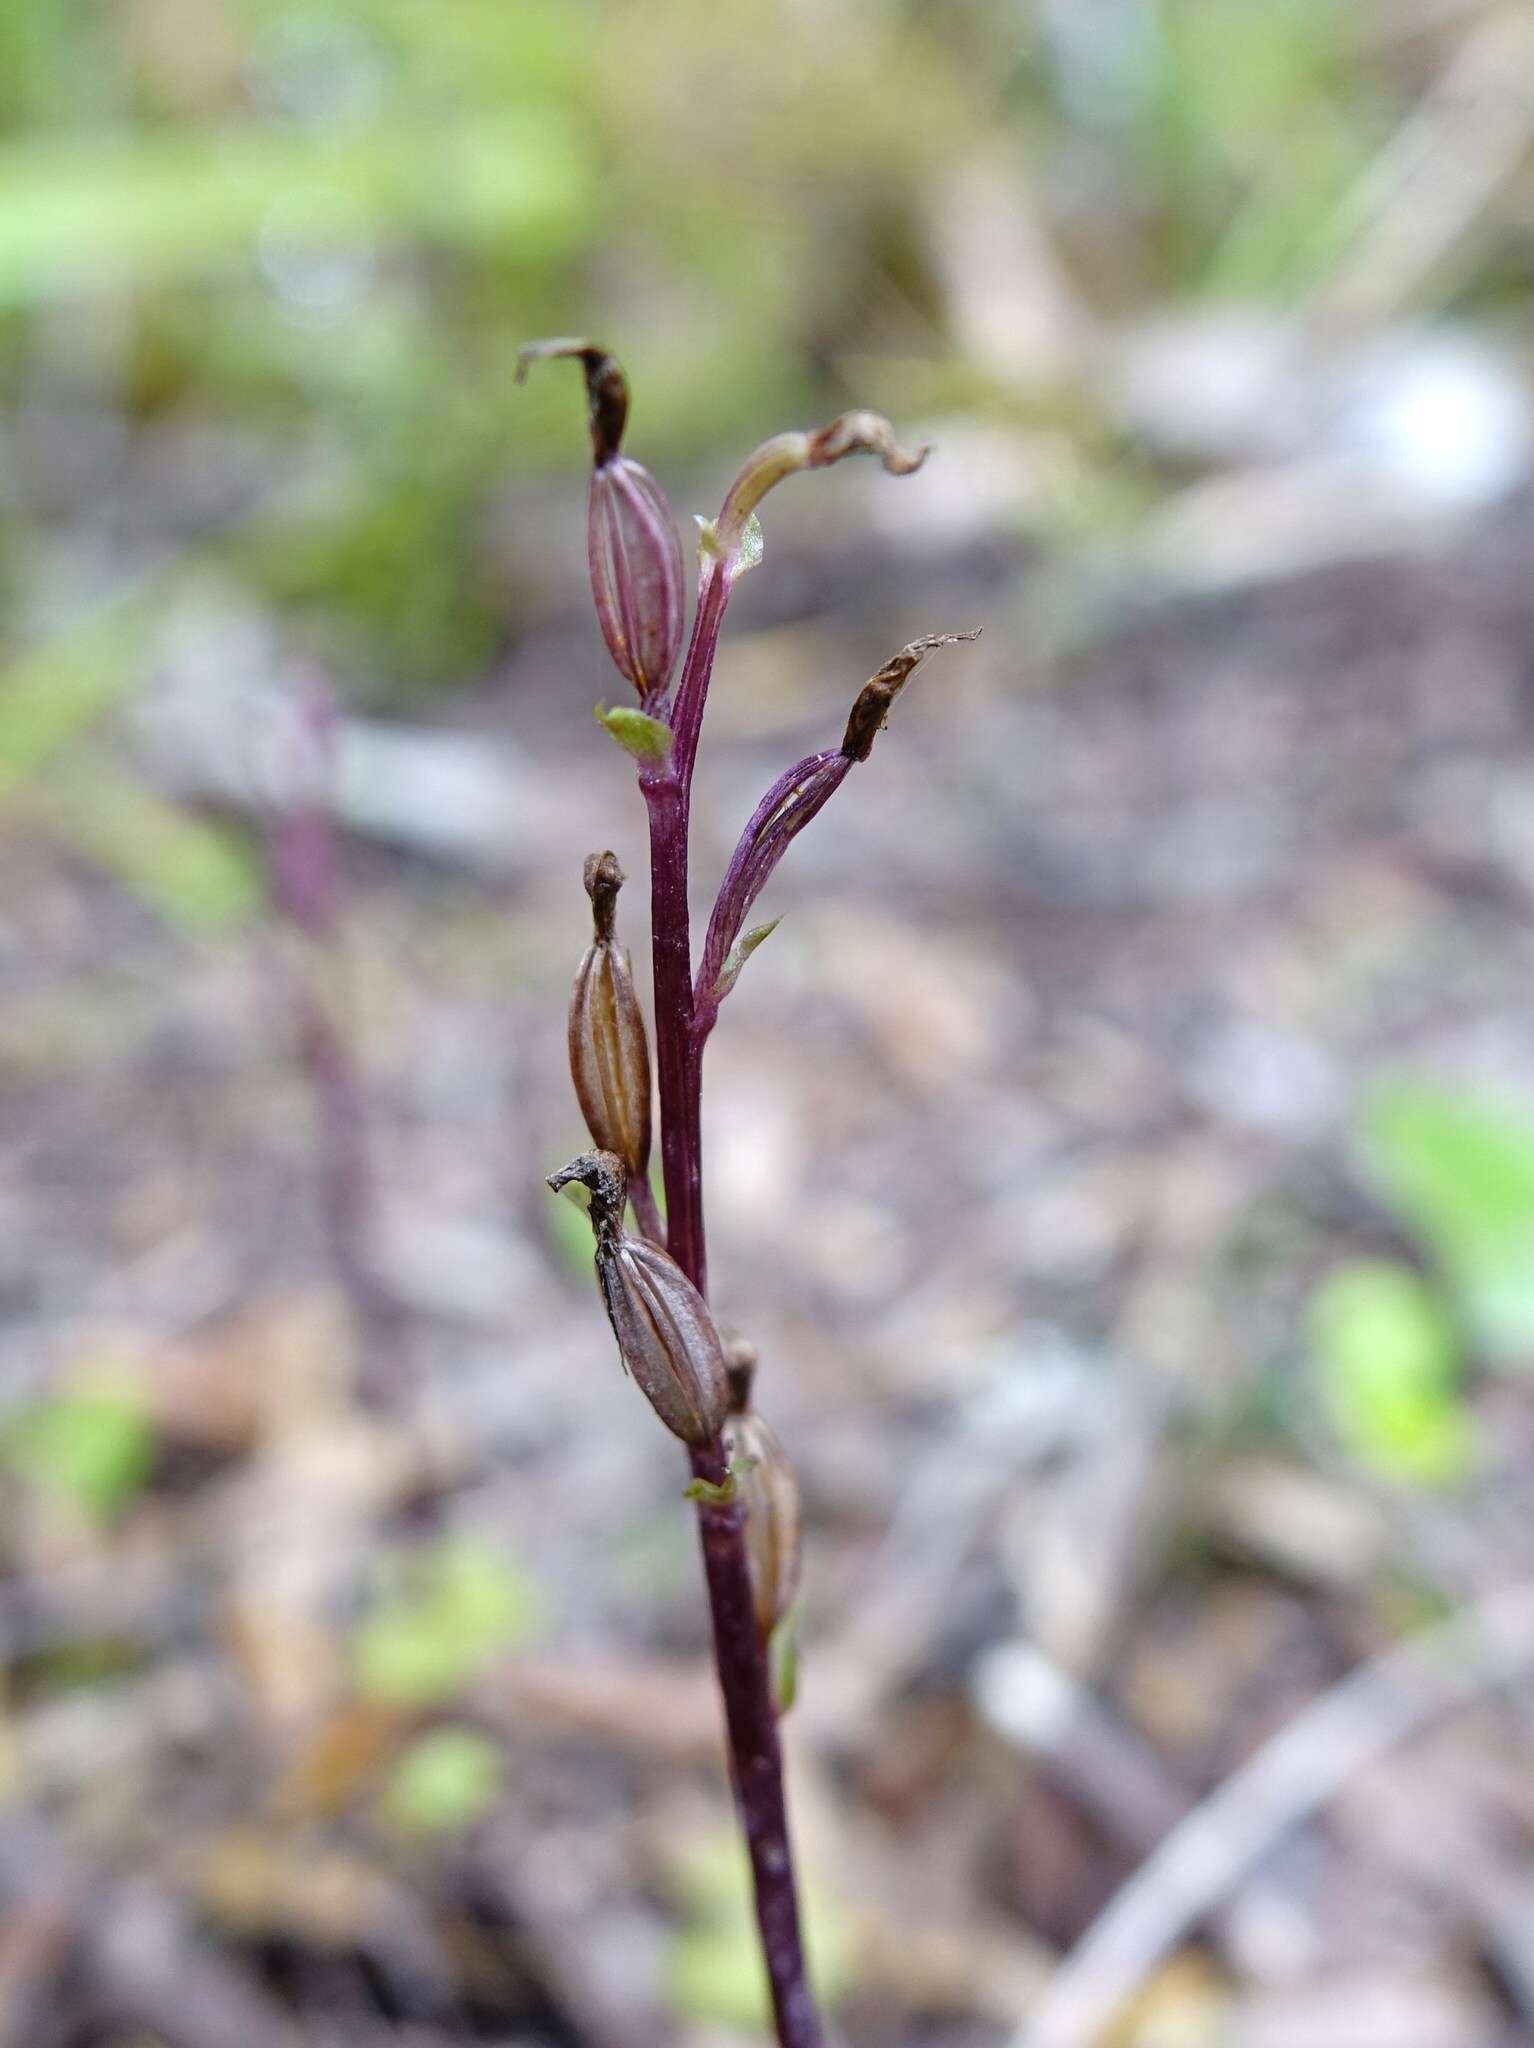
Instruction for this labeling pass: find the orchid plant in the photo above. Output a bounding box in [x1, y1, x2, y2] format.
[522, 338, 977, 2048]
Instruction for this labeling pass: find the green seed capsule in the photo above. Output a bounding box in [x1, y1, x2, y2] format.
[722, 1406, 802, 1642]
[568, 853, 652, 1182]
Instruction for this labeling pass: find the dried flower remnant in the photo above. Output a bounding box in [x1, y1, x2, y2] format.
[666, 407, 935, 784]
[547, 1151, 728, 1446]
[515, 339, 684, 708]
[839, 631, 979, 760]
[693, 632, 980, 1038]
[710, 411, 932, 574]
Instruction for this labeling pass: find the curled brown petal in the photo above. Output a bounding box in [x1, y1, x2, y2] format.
[515, 337, 630, 468]
[805, 409, 930, 476]
[711, 409, 931, 570]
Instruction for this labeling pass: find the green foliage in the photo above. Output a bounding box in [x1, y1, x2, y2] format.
[0, 0, 1489, 919]
[381, 1726, 504, 1836]
[0, 115, 588, 306]
[353, 1540, 538, 1708]
[666, 1825, 857, 2033]
[1308, 1259, 1473, 1487]
[1135, 0, 1379, 293]
[3, 1384, 157, 1522]
[0, 592, 161, 801]
[1362, 1077, 1534, 1361]
[1309, 1075, 1534, 1486]
[17, 1637, 147, 1700]
[43, 764, 260, 934]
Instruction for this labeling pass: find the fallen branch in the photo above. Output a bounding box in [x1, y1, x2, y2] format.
[981, 1578, 1534, 2048]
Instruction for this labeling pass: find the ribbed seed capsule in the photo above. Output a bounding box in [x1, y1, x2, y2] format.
[512, 339, 683, 706]
[568, 853, 652, 1181]
[599, 1232, 729, 1445]
[547, 1150, 729, 1447]
[722, 1405, 803, 1643]
[588, 457, 685, 706]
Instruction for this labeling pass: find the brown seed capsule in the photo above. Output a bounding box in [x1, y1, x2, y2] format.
[547, 1150, 729, 1447]
[599, 1233, 730, 1445]
[722, 1404, 803, 1643]
[568, 853, 652, 1182]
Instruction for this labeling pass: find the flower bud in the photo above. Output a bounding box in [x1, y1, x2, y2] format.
[568, 853, 652, 1182]
[723, 1402, 803, 1644]
[547, 1150, 729, 1447]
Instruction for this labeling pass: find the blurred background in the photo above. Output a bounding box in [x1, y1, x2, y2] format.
[4, 2, 1534, 2043]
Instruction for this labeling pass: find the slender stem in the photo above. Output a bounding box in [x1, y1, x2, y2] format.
[643, 773, 707, 1292]
[688, 1437, 822, 2048]
[642, 649, 821, 2044]
[281, 963, 407, 1407]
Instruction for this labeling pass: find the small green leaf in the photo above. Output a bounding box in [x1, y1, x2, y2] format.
[709, 918, 781, 1002]
[381, 1727, 504, 1836]
[4, 1386, 156, 1522]
[1309, 1259, 1473, 1487]
[595, 702, 674, 763]
[1363, 1077, 1534, 1360]
[682, 1457, 757, 1508]
[354, 1540, 538, 1708]
[730, 512, 765, 582]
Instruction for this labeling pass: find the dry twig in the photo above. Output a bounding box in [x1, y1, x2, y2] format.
[985, 1578, 1534, 2048]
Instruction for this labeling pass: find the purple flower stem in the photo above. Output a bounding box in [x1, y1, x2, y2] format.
[640, 569, 822, 2048]
[687, 1434, 822, 2048]
[642, 773, 706, 1293]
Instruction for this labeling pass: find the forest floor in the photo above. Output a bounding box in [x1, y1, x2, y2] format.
[5, 479, 1534, 2048]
